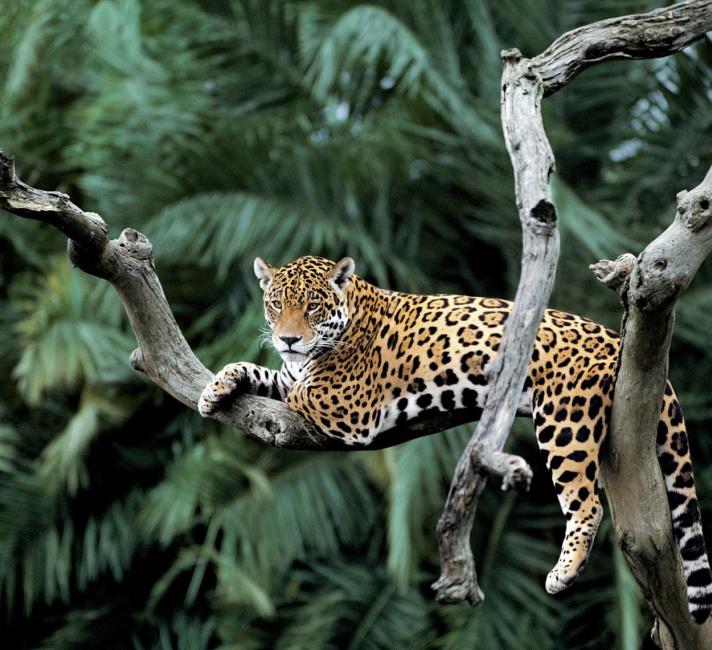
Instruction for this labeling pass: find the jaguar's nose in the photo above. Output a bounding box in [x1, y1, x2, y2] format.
[279, 335, 302, 348]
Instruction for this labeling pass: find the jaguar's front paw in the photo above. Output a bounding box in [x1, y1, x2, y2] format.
[198, 383, 221, 417]
[197, 364, 247, 417]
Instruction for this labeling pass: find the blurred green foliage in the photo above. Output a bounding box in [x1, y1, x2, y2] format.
[1, 0, 711, 648]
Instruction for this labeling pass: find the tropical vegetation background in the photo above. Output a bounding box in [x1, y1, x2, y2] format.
[0, 0, 711, 648]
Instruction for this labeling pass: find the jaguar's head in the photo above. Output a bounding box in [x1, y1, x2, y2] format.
[254, 255, 355, 364]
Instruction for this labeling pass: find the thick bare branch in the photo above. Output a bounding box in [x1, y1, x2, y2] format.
[0, 154, 109, 256]
[535, 0, 712, 95]
[593, 167, 712, 649]
[433, 46, 560, 604]
[0, 150, 482, 451]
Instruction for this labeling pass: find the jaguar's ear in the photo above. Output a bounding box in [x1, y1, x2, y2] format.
[328, 257, 355, 292]
[253, 257, 274, 291]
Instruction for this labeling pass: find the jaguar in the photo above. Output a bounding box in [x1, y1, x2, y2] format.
[198, 255, 712, 622]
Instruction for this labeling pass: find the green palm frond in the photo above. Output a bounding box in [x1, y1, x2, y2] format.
[12, 258, 134, 404]
[602, 44, 712, 221]
[551, 176, 638, 260]
[138, 431, 267, 546]
[213, 549, 278, 617]
[35, 607, 115, 650]
[0, 217, 56, 268]
[0, 466, 144, 616]
[0, 432, 60, 614]
[147, 192, 350, 279]
[141, 448, 378, 619]
[38, 388, 133, 496]
[75, 490, 144, 590]
[212, 455, 376, 581]
[1, 0, 92, 105]
[304, 5, 430, 102]
[303, 4, 498, 144]
[155, 612, 217, 650]
[146, 191, 428, 290]
[3, 1, 58, 107]
[269, 560, 434, 650]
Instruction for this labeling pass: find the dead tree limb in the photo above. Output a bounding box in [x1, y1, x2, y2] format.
[432, 46, 560, 604]
[536, 0, 712, 95]
[0, 151, 484, 451]
[592, 167, 712, 649]
[432, 0, 712, 621]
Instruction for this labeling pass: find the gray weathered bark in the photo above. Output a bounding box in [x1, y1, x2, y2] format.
[432, 46, 560, 604]
[432, 0, 712, 622]
[592, 167, 712, 649]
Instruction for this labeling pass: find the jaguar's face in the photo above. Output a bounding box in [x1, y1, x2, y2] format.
[254, 255, 355, 364]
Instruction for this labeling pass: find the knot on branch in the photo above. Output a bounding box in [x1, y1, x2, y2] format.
[590, 253, 636, 297]
[583, 41, 610, 60]
[118, 228, 153, 261]
[676, 184, 712, 232]
[528, 199, 557, 234]
[130, 348, 145, 373]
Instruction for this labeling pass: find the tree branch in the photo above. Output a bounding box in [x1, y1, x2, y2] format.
[432, 45, 560, 604]
[0, 151, 485, 451]
[432, 0, 712, 626]
[593, 166, 712, 649]
[535, 0, 712, 95]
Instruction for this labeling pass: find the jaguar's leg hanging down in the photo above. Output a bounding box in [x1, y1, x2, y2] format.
[531, 363, 612, 594]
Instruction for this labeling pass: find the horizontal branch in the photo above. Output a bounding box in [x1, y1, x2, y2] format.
[535, 0, 712, 95]
[0, 150, 475, 451]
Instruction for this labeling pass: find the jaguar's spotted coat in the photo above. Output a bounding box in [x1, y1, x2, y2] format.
[198, 255, 712, 622]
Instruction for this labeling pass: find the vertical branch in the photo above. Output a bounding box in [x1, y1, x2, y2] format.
[593, 167, 712, 648]
[433, 48, 560, 604]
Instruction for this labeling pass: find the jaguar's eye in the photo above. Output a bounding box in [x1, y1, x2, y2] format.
[270, 299, 282, 311]
[307, 302, 319, 313]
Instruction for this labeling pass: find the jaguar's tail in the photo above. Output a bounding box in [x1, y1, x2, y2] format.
[658, 383, 712, 624]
